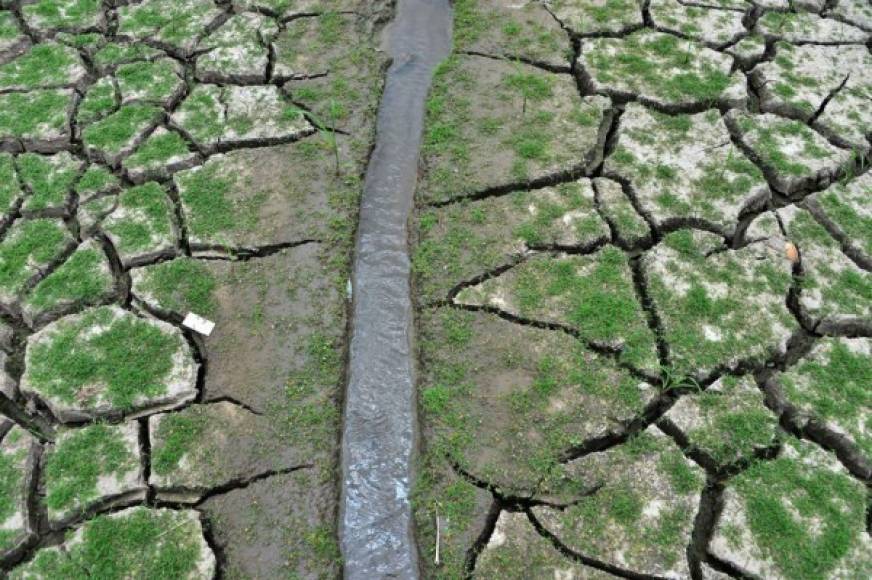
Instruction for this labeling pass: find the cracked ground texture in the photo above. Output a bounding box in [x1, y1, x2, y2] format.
[412, 1, 871, 579]
[0, 0, 388, 577]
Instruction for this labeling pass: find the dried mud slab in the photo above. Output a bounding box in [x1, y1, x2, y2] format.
[710, 438, 870, 579]
[117, 0, 223, 55]
[605, 104, 769, 234]
[832, 0, 872, 29]
[121, 127, 201, 184]
[41, 422, 145, 527]
[0, 353, 15, 399]
[775, 337, 871, 459]
[755, 9, 868, 43]
[273, 13, 358, 79]
[174, 140, 341, 253]
[644, 230, 796, 377]
[578, 30, 746, 110]
[197, 12, 276, 84]
[0, 89, 75, 152]
[650, 0, 746, 46]
[0, 12, 28, 64]
[593, 176, 652, 248]
[418, 55, 609, 204]
[100, 182, 177, 267]
[16, 151, 83, 217]
[418, 308, 657, 492]
[727, 34, 768, 69]
[10, 507, 216, 579]
[234, 0, 359, 19]
[116, 58, 186, 107]
[477, 511, 593, 578]
[20, 305, 197, 423]
[89, 42, 163, 74]
[751, 208, 870, 326]
[171, 84, 312, 152]
[82, 104, 164, 166]
[414, 178, 610, 302]
[148, 401, 309, 503]
[753, 43, 871, 147]
[665, 375, 779, 463]
[198, 468, 338, 578]
[549, 0, 644, 36]
[19, 0, 105, 33]
[413, 465, 495, 576]
[456, 246, 660, 370]
[0, 43, 86, 91]
[534, 429, 705, 577]
[0, 426, 38, 563]
[806, 172, 871, 264]
[0, 153, 21, 222]
[726, 111, 853, 194]
[280, 11, 387, 136]
[77, 76, 118, 129]
[0, 219, 72, 305]
[21, 239, 115, 326]
[452, 0, 569, 67]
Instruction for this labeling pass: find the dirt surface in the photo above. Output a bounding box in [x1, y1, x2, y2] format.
[0, 0, 387, 577]
[413, 1, 870, 579]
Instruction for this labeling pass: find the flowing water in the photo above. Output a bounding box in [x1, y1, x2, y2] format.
[340, 0, 452, 577]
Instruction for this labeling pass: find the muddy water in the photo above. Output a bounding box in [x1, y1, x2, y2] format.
[340, 0, 452, 577]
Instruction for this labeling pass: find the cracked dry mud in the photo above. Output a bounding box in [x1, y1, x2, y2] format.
[0, 0, 387, 577]
[413, 1, 871, 579]
[0, 0, 869, 578]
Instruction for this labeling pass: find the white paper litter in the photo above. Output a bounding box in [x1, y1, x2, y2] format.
[182, 312, 215, 336]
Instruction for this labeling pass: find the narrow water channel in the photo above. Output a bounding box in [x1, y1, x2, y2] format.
[340, 0, 452, 577]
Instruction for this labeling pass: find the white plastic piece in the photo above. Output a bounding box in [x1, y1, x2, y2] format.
[182, 313, 215, 336]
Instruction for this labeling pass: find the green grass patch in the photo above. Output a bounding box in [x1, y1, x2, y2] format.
[26, 244, 113, 312]
[735, 443, 866, 579]
[26, 306, 182, 410]
[82, 104, 161, 156]
[78, 77, 117, 126]
[0, 219, 69, 296]
[103, 182, 173, 254]
[0, 89, 71, 139]
[0, 43, 81, 89]
[124, 130, 190, 171]
[135, 258, 217, 316]
[151, 411, 207, 476]
[18, 152, 81, 211]
[15, 507, 206, 579]
[43, 423, 136, 515]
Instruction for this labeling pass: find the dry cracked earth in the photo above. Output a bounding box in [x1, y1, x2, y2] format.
[412, 1, 871, 579]
[0, 0, 388, 577]
[0, 0, 869, 579]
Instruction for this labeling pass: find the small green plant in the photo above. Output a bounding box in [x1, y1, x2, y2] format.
[659, 366, 702, 393]
[504, 64, 552, 116]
